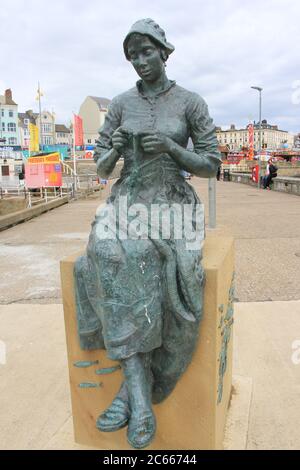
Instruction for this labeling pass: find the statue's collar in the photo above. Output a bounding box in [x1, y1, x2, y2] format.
[136, 79, 176, 98]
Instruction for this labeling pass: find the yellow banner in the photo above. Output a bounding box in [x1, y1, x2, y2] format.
[29, 123, 39, 152]
[44, 153, 60, 163]
[27, 152, 60, 164]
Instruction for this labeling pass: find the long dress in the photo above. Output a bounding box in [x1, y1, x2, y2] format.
[74, 80, 221, 403]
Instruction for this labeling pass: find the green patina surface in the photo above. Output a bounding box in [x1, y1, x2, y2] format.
[72, 18, 221, 449]
[217, 273, 235, 404]
[78, 382, 103, 389]
[95, 365, 121, 375]
[73, 360, 99, 368]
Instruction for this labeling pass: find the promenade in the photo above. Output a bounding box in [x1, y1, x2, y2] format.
[0, 179, 300, 449]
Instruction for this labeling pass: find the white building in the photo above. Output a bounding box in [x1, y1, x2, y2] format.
[216, 121, 294, 151]
[20, 109, 56, 147]
[79, 96, 111, 146]
[30, 110, 56, 147]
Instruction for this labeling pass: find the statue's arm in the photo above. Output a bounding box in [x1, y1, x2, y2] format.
[167, 95, 221, 178]
[94, 98, 122, 179]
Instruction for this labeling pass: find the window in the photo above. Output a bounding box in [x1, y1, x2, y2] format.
[43, 136, 53, 145]
[9, 110, 13, 118]
[88, 139, 91, 143]
[1, 109, 4, 117]
[24, 119, 29, 125]
[2, 122, 5, 131]
[42, 123, 52, 133]
[8, 137, 17, 145]
[7, 122, 16, 132]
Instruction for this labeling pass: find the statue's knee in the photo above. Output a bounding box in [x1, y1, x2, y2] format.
[94, 240, 123, 264]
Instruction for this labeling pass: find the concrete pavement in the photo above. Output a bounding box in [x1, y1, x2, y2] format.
[0, 178, 300, 449]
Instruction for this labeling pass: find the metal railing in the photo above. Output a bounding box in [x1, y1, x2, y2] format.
[26, 186, 73, 208]
[0, 185, 74, 208]
[0, 186, 28, 199]
[62, 161, 75, 176]
[0, 172, 110, 210]
[75, 174, 110, 197]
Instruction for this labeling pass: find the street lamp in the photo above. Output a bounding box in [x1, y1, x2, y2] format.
[251, 86, 263, 188]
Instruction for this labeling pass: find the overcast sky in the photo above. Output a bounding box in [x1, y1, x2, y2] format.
[1, 0, 299, 132]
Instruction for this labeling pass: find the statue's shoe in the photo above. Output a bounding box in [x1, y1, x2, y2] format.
[127, 412, 156, 449]
[96, 397, 130, 432]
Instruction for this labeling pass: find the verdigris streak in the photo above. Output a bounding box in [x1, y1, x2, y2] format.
[78, 382, 103, 389]
[73, 360, 99, 368]
[217, 275, 235, 404]
[95, 365, 121, 375]
[74, 18, 221, 449]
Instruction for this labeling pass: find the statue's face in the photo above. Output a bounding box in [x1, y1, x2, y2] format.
[127, 35, 164, 82]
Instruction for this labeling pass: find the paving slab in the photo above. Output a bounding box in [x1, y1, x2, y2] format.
[233, 300, 300, 450]
[0, 304, 70, 450]
[223, 375, 253, 450]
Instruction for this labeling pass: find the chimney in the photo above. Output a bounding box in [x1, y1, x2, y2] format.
[5, 89, 12, 104]
[230, 124, 235, 130]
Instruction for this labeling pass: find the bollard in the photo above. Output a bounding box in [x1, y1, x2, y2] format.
[208, 178, 216, 229]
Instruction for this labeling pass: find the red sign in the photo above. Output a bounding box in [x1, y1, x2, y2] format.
[74, 114, 84, 146]
[252, 165, 259, 183]
[85, 150, 94, 159]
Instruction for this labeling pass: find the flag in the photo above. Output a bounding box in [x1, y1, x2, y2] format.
[35, 83, 44, 101]
[29, 123, 39, 152]
[248, 124, 254, 160]
[74, 114, 84, 146]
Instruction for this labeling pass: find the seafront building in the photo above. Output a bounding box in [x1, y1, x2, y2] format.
[216, 121, 294, 151]
[79, 96, 110, 146]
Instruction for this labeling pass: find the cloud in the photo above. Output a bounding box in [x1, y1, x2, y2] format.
[0, 0, 299, 132]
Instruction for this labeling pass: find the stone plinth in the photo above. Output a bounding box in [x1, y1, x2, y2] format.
[60, 235, 234, 450]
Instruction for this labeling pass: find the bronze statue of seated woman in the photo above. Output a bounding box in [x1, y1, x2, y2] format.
[74, 18, 221, 449]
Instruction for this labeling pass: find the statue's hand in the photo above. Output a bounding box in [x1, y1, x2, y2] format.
[112, 127, 130, 154]
[140, 132, 172, 154]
